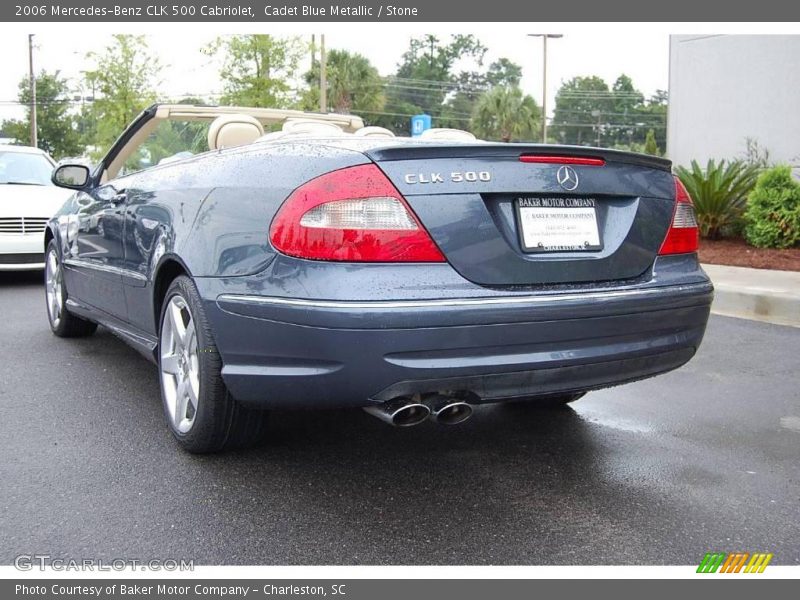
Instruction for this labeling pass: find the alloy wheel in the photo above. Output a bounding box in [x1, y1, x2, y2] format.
[160, 295, 200, 433]
[45, 249, 63, 328]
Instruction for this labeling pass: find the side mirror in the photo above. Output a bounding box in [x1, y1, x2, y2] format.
[52, 164, 91, 189]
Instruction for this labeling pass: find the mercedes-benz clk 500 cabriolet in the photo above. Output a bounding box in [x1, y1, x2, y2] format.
[45, 104, 713, 453]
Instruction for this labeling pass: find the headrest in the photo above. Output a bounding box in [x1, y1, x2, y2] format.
[207, 114, 265, 150]
[419, 128, 477, 141]
[353, 126, 396, 138]
[281, 119, 344, 136]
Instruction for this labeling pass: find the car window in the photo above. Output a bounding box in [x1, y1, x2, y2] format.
[0, 151, 54, 186]
[120, 119, 210, 177]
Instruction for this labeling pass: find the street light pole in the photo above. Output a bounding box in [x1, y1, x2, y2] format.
[542, 35, 548, 143]
[528, 33, 562, 144]
[28, 34, 37, 148]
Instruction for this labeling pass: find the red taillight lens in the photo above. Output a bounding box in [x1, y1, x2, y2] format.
[269, 164, 445, 262]
[658, 177, 699, 255]
[519, 155, 605, 166]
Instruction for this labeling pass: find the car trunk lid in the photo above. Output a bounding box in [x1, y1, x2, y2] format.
[366, 144, 676, 286]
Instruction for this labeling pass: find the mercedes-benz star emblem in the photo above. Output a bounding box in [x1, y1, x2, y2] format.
[556, 165, 579, 191]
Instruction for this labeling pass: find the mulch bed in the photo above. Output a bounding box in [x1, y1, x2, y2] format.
[698, 238, 800, 272]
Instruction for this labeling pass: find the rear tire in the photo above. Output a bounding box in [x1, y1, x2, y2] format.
[45, 241, 97, 338]
[158, 275, 268, 453]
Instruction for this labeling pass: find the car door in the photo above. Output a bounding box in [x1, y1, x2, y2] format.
[64, 183, 128, 319]
[118, 182, 170, 333]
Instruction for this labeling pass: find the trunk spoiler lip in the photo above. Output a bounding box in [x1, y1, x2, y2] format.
[359, 143, 672, 172]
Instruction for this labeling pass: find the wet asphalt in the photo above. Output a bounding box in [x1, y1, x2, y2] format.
[1, 270, 798, 565]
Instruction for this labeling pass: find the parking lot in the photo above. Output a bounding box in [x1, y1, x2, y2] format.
[1, 270, 798, 565]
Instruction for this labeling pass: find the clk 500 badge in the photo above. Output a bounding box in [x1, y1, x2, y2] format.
[404, 171, 492, 184]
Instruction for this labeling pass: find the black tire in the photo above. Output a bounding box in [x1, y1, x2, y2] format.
[44, 240, 98, 338]
[158, 275, 268, 453]
[510, 391, 587, 409]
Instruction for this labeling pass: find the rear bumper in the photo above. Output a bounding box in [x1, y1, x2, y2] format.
[200, 276, 713, 410]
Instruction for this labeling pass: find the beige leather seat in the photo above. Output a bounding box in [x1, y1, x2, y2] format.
[207, 114, 265, 150]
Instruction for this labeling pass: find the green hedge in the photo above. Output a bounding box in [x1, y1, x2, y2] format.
[744, 166, 800, 249]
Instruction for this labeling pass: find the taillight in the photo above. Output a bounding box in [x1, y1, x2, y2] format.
[658, 177, 699, 255]
[269, 164, 445, 262]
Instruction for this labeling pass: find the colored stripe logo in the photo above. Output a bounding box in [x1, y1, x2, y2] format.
[697, 552, 773, 573]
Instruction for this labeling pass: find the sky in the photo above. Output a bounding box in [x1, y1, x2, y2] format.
[0, 27, 671, 126]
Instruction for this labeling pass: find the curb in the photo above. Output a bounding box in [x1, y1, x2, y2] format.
[702, 264, 800, 328]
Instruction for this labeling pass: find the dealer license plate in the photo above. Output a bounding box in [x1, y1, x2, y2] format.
[516, 197, 602, 252]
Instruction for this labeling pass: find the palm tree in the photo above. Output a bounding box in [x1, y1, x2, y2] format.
[471, 86, 540, 142]
[304, 49, 385, 115]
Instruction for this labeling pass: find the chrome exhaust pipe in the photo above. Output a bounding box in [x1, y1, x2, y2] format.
[427, 394, 475, 425]
[363, 396, 431, 427]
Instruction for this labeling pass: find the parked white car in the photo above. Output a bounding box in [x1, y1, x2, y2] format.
[0, 144, 72, 270]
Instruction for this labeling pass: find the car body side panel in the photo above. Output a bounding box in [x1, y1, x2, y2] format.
[121, 142, 371, 279]
[71, 142, 373, 337]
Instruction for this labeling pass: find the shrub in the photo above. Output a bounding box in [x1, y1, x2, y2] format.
[675, 159, 759, 239]
[643, 129, 660, 156]
[744, 166, 800, 249]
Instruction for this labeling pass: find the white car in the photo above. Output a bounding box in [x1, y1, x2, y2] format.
[0, 144, 72, 270]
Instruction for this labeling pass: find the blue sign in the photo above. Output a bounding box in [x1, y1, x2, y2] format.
[411, 114, 432, 137]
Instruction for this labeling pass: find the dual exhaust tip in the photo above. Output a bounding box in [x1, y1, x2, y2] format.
[363, 393, 476, 427]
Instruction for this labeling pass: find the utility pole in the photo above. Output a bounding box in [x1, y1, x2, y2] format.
[28, 34, 37, 148]
[310, 34, 316, 73]
[592, 109, 602, 146]
[319, 34, 327, 113]
[527, 34, 562, 144]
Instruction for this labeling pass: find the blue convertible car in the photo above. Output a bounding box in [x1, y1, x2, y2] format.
[45, 104, 713, 452]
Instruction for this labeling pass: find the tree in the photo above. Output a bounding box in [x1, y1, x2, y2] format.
[637, 89, 668, 151]
[204, 35, 304, 108]
[1, 70, 83, 159]
[471, 86, 540, 142]
[551, 75, 667, 150]
[81, 34, 161, 158]
[485, 58, 523, 87]
[301, 49, 385, 115]
[608, 74, 645, 147]
[394, 34, 486, 109]
[375, 34, 487, 132]
[439, 58, 524, 130]
[643, 129, 660, 156]
[550, 76, 613, 146]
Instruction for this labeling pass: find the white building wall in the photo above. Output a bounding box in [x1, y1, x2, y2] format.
[667, 35, 800, 171]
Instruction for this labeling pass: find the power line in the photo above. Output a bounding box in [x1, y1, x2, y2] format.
[553, 122, 666, 129]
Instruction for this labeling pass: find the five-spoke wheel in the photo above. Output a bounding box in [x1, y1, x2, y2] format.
[158, 275, 267, 452]
[160, 295, 201, 434]
[44, 241, 97, 338]
[45, 247, 63, 328]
